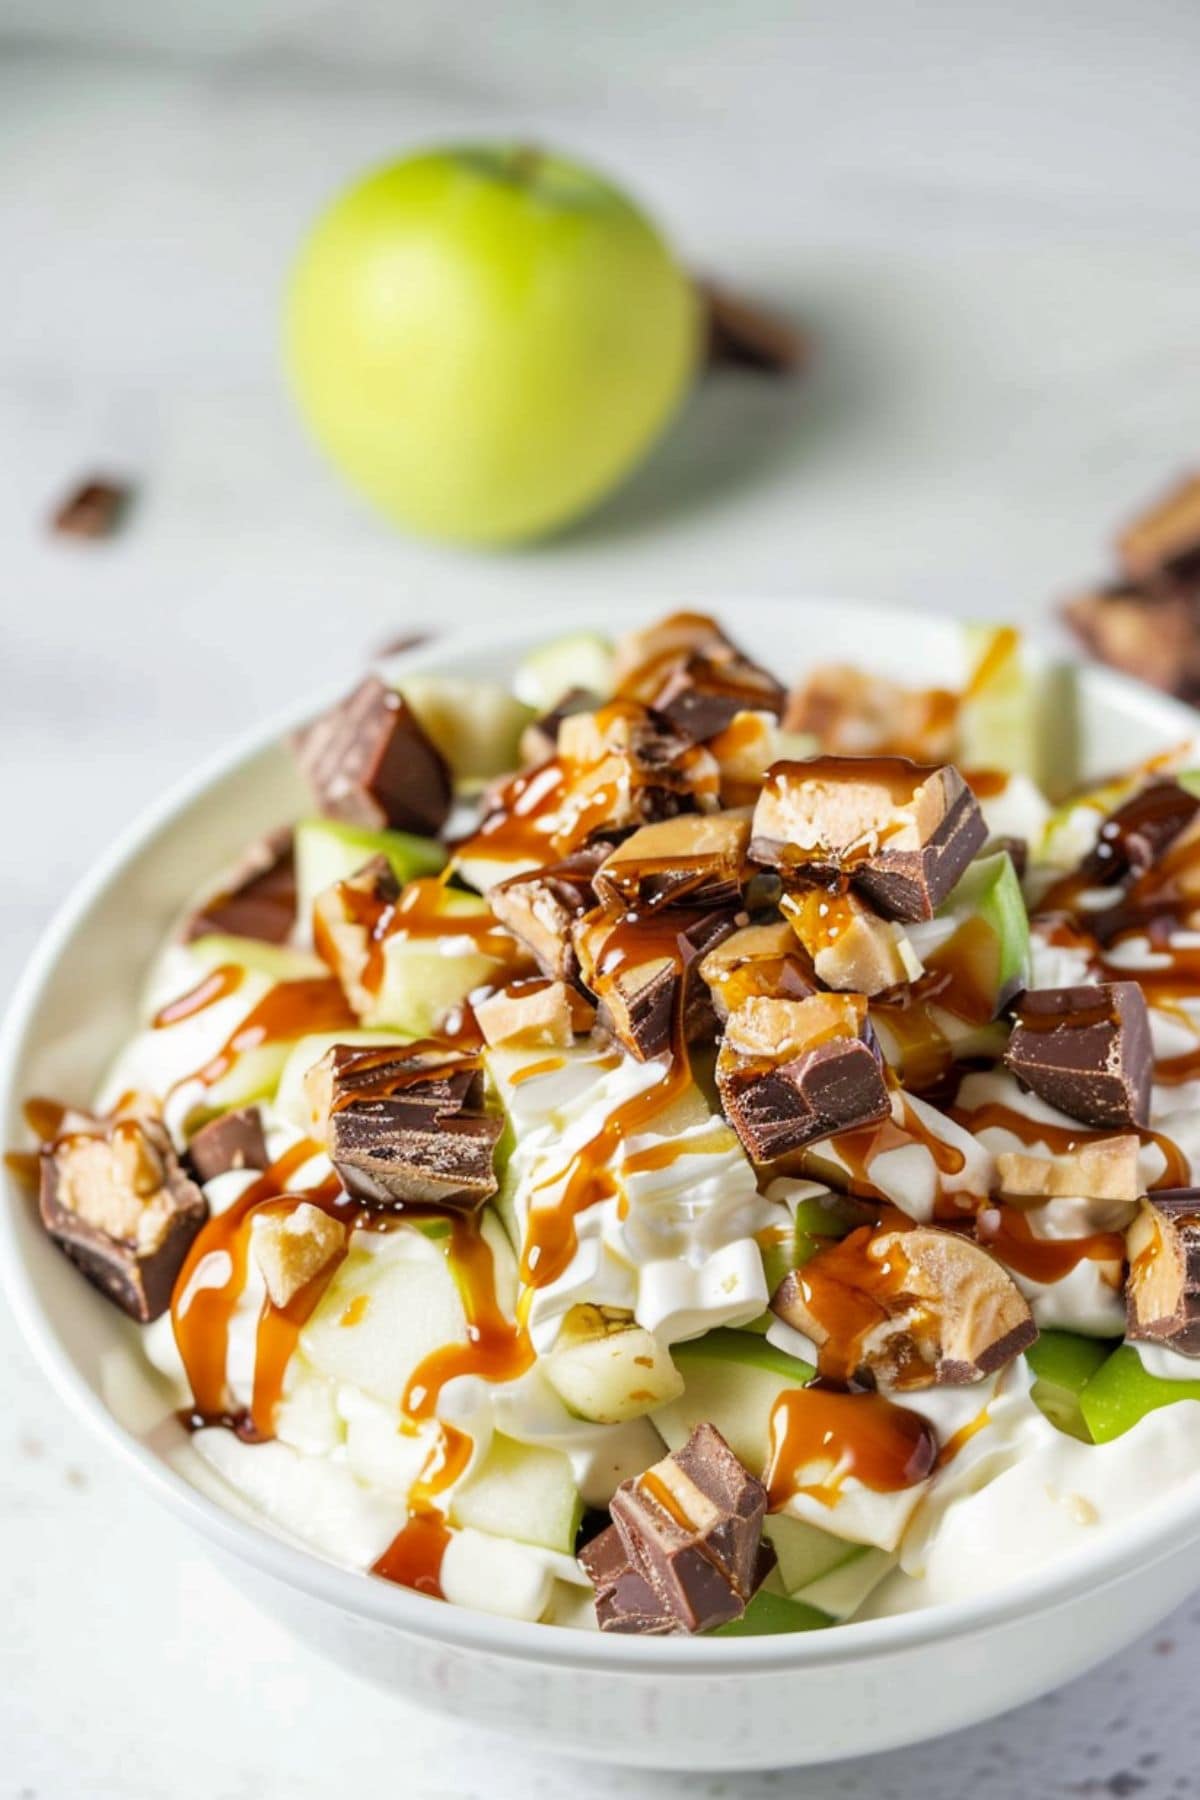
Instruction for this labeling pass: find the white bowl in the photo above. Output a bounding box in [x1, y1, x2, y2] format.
[5, 598, 1200, 1772]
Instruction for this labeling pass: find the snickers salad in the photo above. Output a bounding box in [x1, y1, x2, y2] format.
[19, 610, 1200, 1638]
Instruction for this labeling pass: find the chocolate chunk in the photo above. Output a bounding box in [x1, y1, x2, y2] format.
[489, 845, 610, 983]
[317, 1041, 501, 1211]
[1127, 1190, 1200, 1356]
[598, 1423, 774, 1635]
[772, 1224, 1037, 1388]
[1117, 472, 1200, 584]
[698, 921, 816, 1021]
[187, 1107, 270, 1183]
[578, 1525, 682, 1635]
[749, 757, 987, 922]
[38, 1115, 208, 1322]
[1062, 585, 1200, 698]
[294, 675, 451, 836]
[698, 281, 809, 376]
[518, 687, 603, 766]
[50, 475, 131, 539]
[715, 993, 890, 1164]
[1081, 779, 1200, 886]
[574, 905, 738, 1061]
[1004, 982, 1152, 1130]
[182, 828, 296, 946]
[613, 612, 784, 737]
[593, 813, 750, 912]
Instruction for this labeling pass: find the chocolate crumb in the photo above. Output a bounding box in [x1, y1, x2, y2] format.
[50, 475, 132, 539]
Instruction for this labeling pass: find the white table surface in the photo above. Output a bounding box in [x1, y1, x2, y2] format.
[4, 18, 1200, 1795]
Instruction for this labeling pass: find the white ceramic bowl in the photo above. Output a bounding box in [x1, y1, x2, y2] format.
[6, 598, 1200, 1772]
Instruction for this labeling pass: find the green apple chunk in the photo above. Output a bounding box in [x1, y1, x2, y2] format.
[294, 818, 445, 939]
[513, 632, 616, 712]
[957, 627, 1078, 796]
[1026, 1331, 1114, 1441]
[366, 888, 512, 1034]
[652, 1329, 814, 1477]
[764, 1513, 864, 1595]
[300, 1227, 468, 1406]
[793, 1546, 894, 1622]
[275, 1028, 409, 1133]
[285, 144, 698, 546]
[1079, 1345, 1200, 1445]
[449, 1433, 582, 1554]
[932, 850, 1031, 1019]
[186, 933, 327, 983]
[395, 676, 535, 782]
[542, 1305, 684, 1423]
[711, 1589, 830, 1638]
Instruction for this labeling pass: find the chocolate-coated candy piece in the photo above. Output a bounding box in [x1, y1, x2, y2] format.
[39, 1115, 208, 1322]
[574, 904, 738, 1061]
[749, 757, 986, 922]
[182, 827, 297, 946]
[187, 1107, 270, 1183]
[1004, 981, 1152, 1130]
[1117, 472, 1200, 584]
[489, 844, 610, 983]
[1127, 1190, 1200, 1356]
[593, 813, 750, 913]
[1081, 779, 1200, 886]
[578, 1525, 684, 1636]
[613, 612, 784, 737]
[603, 1423, 774, 1635]
[294, 675, 451, 836]
[698, 281, 809, 376]
[1063, 585, 1200, 699]
[518, 687, 603, 766]
[51, 475, 131, 539]
[716, 993, 890, 1164]
[323, 1041, 501, 1211]
[698, 921, 815, 1022]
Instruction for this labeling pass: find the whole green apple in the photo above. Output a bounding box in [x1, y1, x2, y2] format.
[285, 144, 699, 545]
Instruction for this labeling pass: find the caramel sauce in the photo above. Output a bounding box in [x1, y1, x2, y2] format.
[509, 1055, 568, 1086]
[963, 768, 1009, 800]
[23, 1097, 70, 1141]
[326, 1042, 482, 1113]
[963, 626, 1019, 702]
[934, 1404, 991, 1469]
[977, 1203, 1125, 1285]
[639, 1466, 696, 1530]
[370, 1512, 452, 1598]
[951, 1096, 1190, 1191]
[172, 1140, 346, 1425]
[164, 972, 355, 1097]
[322, 876, 521, 1000]
[820, 1094, 974, 1218]
[765, 1385, 938, 1510]
[247, 1197, 350, 1436]
[153, 964, 245, 1029]
[403, 1213, 534, 1418]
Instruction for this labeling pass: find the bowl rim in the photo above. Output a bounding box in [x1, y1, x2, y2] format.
[5, 593, 1200, 1675]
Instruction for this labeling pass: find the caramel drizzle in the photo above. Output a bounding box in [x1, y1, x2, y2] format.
[402, 1214, 534, 1418]
[812, 1092, 978, 1220]
[951, 1096, 1190, 1191]
[976, 1203, 1125, 1285]
[316, 875, 522, 1000]
[788, 1225, 928, 1386]
[765, 1385, 937, 1510]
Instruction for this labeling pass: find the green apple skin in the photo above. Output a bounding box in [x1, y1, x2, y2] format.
[712, 1590, 830, 1637]
[1079, 1344, 1200, 1444]
[934, 850, 1030, 1018]
[285, 145, 699, 545]
[1025, 1330, 1113, 1441]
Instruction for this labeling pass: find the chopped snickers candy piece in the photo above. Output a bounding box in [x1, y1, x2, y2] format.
[311, 853, 399, 1017]
[597, 1423, 774, 1635]
[782, 666, 958, 763]
[1117, 472, 1200, 584]
[698, 280, 809, 377]
[715, 992, 890, 1164]
[578, 1524, 681, 1636]
[294, 675, 452, 836]
[474, 978, 594, 1050]
[50, 475, 131, 539]
[251, 1202, 348, 1308]
[187, 1107, 270, 1183]
[518, 687, 603, 766]
[39, 1115, 208, 1322]
[1081, 779, 1200, 886]
[182, 828, 297, 946]
[1004, 982, 1152, 1130]
[1063, 585, 1200, 698]
[698, 921, 815, 1022]
[315, 1041, 501, 1211]
[574, 905, 738, 1061]
[772, 1224, 1037, 1388]
[593, 813, 750, 912]
[614, 611, 784, 739]
[749, 757, 986, 922]
[781, 885, 919, 997]
[489, 845, 609, 983]
[996, 1134, 1141, 1203]
[1127, 1190, 1200, 1357]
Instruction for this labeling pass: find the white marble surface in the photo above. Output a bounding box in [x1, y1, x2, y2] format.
[4, 16, 1200, 1795]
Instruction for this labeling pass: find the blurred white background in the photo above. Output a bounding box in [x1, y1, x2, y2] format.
[3, 3, 1200, 1795]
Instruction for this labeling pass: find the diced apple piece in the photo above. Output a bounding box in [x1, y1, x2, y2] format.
[274, 1028, 409, 1134]
[513, 632, 616, 712]
[652, 1329, 813, 1477]
[1078, 1343, 1200, 1444]
[186, 933, 326, 983]
[764, 1512, 863, 1595]
[711, 1589, 829, 1637]
[542, 1305, 684, 1423]
[932, 850, 1030, 1019]
[1025, 1330, 1112, 1441]
[438, 1526, 556, 1622]
[792, 1546, 894, 1622]
[300, 1229, 468, 1407]
[294, 817, 445, 943]
[449, 1433, 582, 1554]
[366, 889, 516, 1035]
[396, 675, 535, 780]
[339, 1391, 435, 1498]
